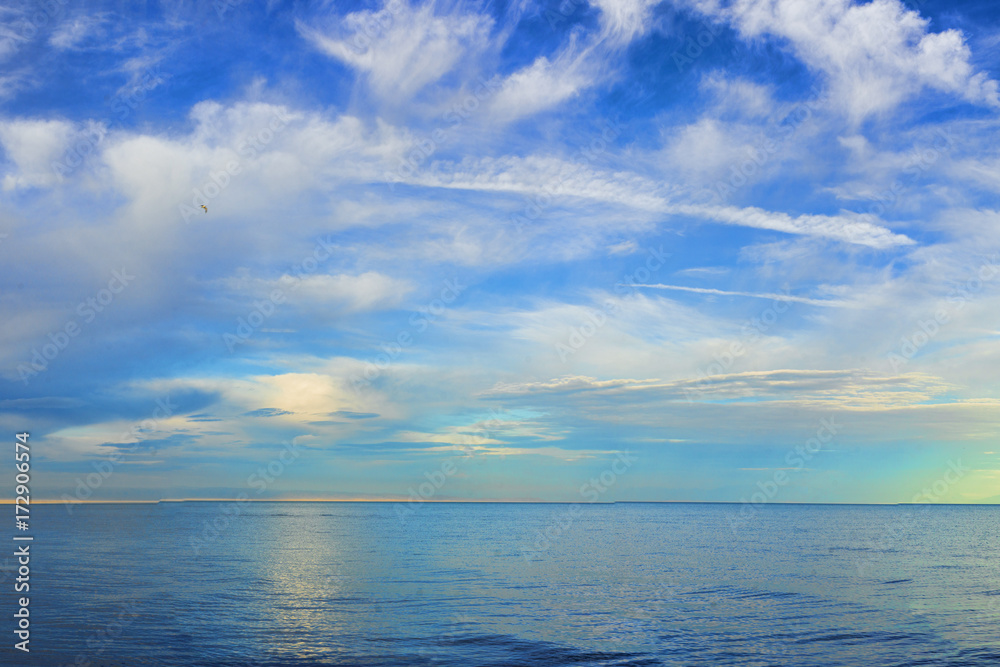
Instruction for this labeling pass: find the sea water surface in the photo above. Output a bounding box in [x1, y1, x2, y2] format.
[4, 502, 999, 666]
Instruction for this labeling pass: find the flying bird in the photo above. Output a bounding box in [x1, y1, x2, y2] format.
[201, 205, 208, 213]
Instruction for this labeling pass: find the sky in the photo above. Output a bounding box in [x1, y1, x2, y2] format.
[1, 0, 999, 504]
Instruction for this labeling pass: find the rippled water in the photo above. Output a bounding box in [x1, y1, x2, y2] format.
[4, 502, 998, 666]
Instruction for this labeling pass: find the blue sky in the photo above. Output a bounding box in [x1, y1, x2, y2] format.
[1, 0, 999, 503]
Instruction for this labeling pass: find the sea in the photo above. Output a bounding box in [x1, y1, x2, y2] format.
[2, 502, 998, 666]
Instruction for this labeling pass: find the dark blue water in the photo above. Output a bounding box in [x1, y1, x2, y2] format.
[2, 502, 998, 666]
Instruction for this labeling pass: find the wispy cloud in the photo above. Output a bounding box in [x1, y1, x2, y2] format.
[632, 284, 846, 307]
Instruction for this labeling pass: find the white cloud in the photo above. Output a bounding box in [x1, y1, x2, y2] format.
[0, 36, 20, 64]
[484, 375, 661, 396]
[608, 239, 639, 255]
[665, 117, 749, 176]
[223, 271, 413, 313]
[489, 54, 589, 123]
[137, 371, 393, 427]
[415, 153, 672, 212]
[482, 368, 964, 410]
[98, 101, 409, 223]
[297, 1, 493, 102]
[0, 3, 32, 63]
[673, 203, 915, 248]
[0, 69, 31, 101]
[297, 0, 661, 123]
[413, 153, 912, 247]
[49, 15, 106, 50]
[688, 0, 1000, 121]
[284, 272, 413, 312]
[675, 266, 730, 277]
[590, 0, 663, 45]
[489, 0, 665, 122]
[0, 118, 76, 190]
[633, 283, 847, 306]
[699, 72, 775, 118]
[394, 429, 504, 446]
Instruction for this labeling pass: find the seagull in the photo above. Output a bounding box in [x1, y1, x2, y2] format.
[201, 205, 208, 213]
